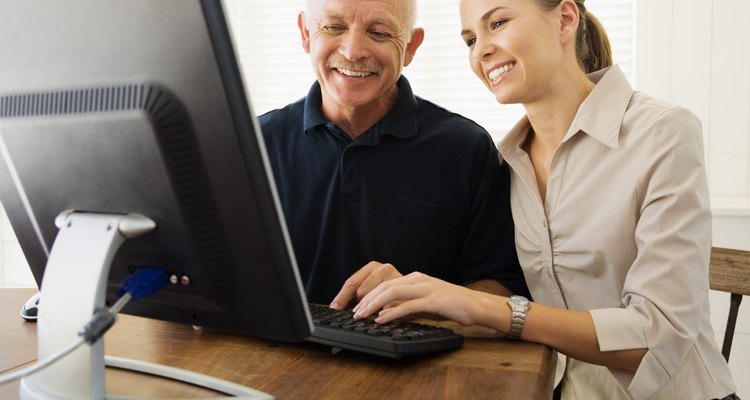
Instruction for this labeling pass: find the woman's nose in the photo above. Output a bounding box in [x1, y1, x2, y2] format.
[473, 36, 495, 61]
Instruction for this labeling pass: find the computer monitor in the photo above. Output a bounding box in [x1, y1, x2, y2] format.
[0, 0, 311, 398]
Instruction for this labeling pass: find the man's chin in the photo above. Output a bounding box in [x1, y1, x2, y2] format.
[329, 90, 381, 108]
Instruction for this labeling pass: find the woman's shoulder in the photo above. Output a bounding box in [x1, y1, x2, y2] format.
[621, 91, 704, 154]
[626, 91, 701, 128]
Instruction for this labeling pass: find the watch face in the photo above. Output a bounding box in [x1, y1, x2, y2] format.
[510, 295, 529, 306]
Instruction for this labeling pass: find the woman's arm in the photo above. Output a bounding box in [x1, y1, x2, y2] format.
[353, 270, 646, 371]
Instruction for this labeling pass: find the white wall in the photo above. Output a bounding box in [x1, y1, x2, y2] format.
[637, 0, 750, 395]
[637, 0, 750, 210]
[0, 208, 33, 287]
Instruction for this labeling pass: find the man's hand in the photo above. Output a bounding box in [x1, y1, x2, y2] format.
[329, 261, 403, 310]
[464, 279, 512, 297]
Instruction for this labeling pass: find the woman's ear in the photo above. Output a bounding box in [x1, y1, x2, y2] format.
[558, 0, 580, 45]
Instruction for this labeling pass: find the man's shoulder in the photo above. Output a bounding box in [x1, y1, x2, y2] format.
[413, 96, 492, 142]
[258, 97, 306, 130]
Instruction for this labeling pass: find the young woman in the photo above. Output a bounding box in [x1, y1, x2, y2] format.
[352, 1, 738, 399]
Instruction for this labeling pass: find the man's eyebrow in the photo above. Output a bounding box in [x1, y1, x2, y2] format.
[318, 13, 344, 22]
[460, 6, 507, 36]
[317, 15, 398, 30]
[372, 18, 398, 29]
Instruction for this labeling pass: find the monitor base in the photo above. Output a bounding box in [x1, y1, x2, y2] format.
[19, 212, 153, 399]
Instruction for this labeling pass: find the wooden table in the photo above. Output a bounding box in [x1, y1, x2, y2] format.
[1, 288, 554, 399]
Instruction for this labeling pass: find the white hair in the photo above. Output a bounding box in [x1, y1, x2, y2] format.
[304, 0, 417, 33]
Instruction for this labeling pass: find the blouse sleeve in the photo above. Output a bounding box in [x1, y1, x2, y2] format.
[588, 106, 712, 400]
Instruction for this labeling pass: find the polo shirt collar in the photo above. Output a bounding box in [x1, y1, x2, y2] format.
[302, 82, 328, 133]
[301, 75, 419, 140]
[379, 75, 418, 140]
[499, 64, 633, 159]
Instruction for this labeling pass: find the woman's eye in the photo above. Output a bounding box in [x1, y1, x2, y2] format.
[491, 19, 507, 30]
[465, 37, 476, 47]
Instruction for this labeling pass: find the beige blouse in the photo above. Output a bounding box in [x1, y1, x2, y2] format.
[498, 65, 736, 400]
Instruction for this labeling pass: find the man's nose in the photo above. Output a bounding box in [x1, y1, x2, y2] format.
[338, 32, 369, 61]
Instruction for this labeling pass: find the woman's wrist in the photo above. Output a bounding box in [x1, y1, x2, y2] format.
[472, 292, 510, 333]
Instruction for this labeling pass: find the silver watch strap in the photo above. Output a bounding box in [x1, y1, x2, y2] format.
[507, 310, 525, 340]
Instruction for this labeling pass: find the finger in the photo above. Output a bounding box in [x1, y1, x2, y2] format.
[329, 262, 379, 309]
[353, 273, 382, 302]
[374, 297, 433, 324]
[353, 272, 426, 314]
[354, 282, 427, 319]
[354, 264, 402, 301]
[352, 274, 404, 314]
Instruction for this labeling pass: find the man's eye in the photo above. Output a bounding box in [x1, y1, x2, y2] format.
[369, 31, 392, 40]
[323, 25, 346, 34]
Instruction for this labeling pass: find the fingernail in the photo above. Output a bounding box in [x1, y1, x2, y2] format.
[375, 311, 385, 323]
[329, 301, 337, 309]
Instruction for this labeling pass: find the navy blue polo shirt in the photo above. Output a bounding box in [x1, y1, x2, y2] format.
[259, 75, 528, 304]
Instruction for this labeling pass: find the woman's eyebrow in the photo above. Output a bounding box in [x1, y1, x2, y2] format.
[460, 6, 507, 36]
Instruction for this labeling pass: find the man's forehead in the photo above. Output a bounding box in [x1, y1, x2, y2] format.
[309, 0, 407, 24]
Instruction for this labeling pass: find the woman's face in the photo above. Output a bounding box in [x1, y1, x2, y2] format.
[459, 0, 566, 105]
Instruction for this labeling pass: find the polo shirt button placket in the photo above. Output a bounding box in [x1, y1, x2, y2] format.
[341, 156, 359, 199]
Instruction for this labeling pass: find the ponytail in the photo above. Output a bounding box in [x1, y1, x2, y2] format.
[576, 2, 612, 73]
[538, 0, 613, 73]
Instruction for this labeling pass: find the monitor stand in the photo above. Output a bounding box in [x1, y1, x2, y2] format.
[19, 211, 272, 400]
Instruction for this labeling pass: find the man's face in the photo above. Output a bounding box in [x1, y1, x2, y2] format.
[299, 0, 423, 114]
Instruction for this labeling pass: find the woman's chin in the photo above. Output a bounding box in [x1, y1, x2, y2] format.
[494, 95, 512, 105]
[493, 90, 523, 105]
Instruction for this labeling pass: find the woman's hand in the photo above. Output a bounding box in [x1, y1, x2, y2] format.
[352, 272, 491, 326]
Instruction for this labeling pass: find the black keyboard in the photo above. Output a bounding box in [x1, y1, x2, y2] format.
[307, 303, 463, 359]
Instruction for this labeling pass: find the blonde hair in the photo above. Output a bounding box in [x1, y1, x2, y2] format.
[538, 0, 612, 73]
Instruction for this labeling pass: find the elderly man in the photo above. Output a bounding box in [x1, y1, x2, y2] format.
[259, 0, 528, 307]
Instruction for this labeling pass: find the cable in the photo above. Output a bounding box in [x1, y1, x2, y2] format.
[4, 266, 268, 398]
[104, 356, 273, 399]
[0, 267, 169, 385]
[0, 336, 85, 385]
[110, 291, 132, 314]
[116, 266, 168, 301]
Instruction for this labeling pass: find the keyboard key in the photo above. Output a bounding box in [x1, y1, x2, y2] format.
[306, 304, 463, 358]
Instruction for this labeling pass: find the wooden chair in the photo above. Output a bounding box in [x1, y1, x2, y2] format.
[709, 247, 750, 361]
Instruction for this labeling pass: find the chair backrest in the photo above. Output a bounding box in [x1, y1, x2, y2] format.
[709, 246, 750, 361]
[710, 247, 750, 296]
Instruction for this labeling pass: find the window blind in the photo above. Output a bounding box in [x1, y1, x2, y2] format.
[225, 0, 635, 140]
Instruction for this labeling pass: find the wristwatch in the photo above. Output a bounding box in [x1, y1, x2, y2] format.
[506, 295, 530, 340]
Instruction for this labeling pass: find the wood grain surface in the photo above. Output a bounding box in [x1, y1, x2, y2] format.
[1, 288, 554, 399]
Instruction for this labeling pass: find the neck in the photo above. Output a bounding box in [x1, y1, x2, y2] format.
[321, 86, 399, 140]
[524, 67, 594, 153]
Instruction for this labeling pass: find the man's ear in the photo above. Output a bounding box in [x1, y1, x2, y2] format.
[558, 0, 580, 46]
[403, 28, 425, 67]
[298, 12, 311, 54]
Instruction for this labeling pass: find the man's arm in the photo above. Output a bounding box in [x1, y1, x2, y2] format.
[456, 137, 529, 298]
[464, 279, 511, 296]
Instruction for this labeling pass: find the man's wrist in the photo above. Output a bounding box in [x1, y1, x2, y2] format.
[464, 279, 511, 296]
